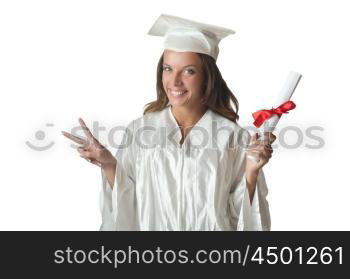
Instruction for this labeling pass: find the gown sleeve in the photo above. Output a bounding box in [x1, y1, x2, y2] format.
[99, 120, 138, 231]
[228, 129, 271, 231]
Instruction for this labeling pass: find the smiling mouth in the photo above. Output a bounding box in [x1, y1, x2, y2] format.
[169, 90, 188, 97]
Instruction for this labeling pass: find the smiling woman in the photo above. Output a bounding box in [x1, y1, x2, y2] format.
[62, 14, 276, 231]
[144, 49, 240, 146]
[144, 50, 239, 124]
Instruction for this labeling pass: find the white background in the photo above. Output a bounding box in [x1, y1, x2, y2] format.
[0, 0, 348, 230]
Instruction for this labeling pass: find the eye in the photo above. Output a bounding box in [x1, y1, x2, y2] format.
[185, 69, 195, 75]
[163, 66, 171, 72]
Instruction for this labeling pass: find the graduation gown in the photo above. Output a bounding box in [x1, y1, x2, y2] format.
[99, 105, 271, 231]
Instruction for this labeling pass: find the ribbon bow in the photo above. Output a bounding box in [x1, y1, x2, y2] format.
[252, 100, 296, 128]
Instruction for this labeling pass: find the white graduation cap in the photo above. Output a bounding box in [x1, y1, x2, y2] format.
[148, 14, 235, 61]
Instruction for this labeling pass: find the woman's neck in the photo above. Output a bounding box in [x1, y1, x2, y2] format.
[171, 105, 207, 129]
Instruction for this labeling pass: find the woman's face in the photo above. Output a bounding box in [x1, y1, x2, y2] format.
[162, 50, 204, 109]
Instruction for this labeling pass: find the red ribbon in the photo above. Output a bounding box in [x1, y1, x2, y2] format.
[252, 100, 296, 128]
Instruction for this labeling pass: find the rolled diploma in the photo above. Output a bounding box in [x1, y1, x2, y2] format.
[247, 71, 302, 162]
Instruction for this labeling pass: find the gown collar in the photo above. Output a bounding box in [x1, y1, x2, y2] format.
[166, 105, 213, 148]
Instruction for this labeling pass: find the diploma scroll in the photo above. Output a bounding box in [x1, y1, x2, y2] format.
[247, 71, 302, 162]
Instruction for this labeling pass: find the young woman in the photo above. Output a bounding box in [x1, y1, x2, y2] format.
[62, 15, 276, 231]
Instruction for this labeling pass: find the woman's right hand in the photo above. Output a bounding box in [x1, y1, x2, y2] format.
[61, 118, 116, 169]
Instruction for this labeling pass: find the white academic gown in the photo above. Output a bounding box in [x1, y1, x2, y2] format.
[99, 105, 271, 231]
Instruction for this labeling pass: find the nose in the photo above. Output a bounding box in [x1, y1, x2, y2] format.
[171, 72, 183, 86]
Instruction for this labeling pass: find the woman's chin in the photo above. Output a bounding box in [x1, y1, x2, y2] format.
[169, 100, 188, 107]
[168, 97, 188, 107]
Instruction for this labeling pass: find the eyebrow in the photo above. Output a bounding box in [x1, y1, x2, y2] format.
[163, 63, 197, 69]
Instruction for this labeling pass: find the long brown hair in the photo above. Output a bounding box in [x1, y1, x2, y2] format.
[143, 52, 239, 122]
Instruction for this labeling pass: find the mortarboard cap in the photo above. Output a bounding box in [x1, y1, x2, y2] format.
[148, 14, 235, 61]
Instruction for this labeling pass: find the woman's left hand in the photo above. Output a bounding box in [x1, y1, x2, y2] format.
[246, 132, 277, 175]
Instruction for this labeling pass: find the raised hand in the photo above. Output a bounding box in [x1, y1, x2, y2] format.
[61, 118, 116, 168]
[246, 132, 277, 174]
